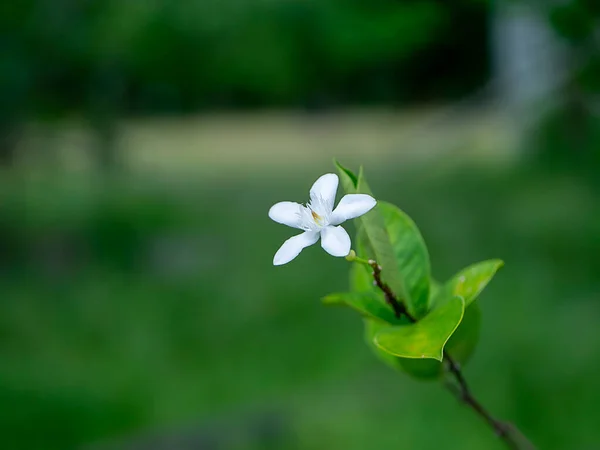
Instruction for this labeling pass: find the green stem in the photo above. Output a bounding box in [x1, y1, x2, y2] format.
[345, 250, 372, 266]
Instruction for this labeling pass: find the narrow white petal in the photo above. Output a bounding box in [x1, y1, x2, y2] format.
[321, 225, 351, 257]
[330, 194, 376, 225]
[310, 173, 338, 212]
[268, 201, 303, 229]
[273, 231, 319, 265]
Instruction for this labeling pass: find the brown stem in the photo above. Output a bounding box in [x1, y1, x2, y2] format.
[368, 259, 406, 319]
[367, 259, 536, 450]
[444, 352, 526, 449]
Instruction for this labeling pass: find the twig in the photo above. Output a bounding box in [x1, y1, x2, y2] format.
[444, 352, 521, 449]
[366, 259, 536, 450]
[368, 259, 406, 319]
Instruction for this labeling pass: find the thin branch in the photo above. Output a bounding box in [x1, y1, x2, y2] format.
[444, 352, 520, 449]
[368, 259, 406, 319]
[366, 259, 536, 450]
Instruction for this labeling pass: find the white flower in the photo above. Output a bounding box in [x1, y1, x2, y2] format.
[268, 173, 377, 265]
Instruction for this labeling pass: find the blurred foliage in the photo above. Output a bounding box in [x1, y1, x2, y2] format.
[530, 105, 600, 182]
[0, 0, 596, 119]
[547, 0, 600, 100]
[549, 0, 600, 44]
[0, 0, 489, 117]
[507, 0, 600, 177]
[1, 162, 600, 449]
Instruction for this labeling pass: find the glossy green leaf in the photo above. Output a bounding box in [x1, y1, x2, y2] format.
[444, 302, 481, 365]
[357, 182, 407, 307]
[335, 162, 407, 310]
[423, 261, 493, 367]
[334, 159, 358, 193]
[365, 318, 443, 379]
[352, 202, 430, 318]
[394, 277, 479, 379]
[322, 292, 401, 325]
[379, 201, 430, 318]
[370, 303, 480, 380]
[429, 278, 442, 302]
[374, 296, 465, 361]
[335, 161, 382, 295]
[364, 318, 404, 371]
[356, 166, 373, 195]
[395, 276, 446, 379]
[443, 259, 504, 308]
[397, 356, 443, 380]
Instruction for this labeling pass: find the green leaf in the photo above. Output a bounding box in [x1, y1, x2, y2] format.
[392, 278, 473, 380]
[365, 300, 477, 380]
[354, 189, 407, 315]
[443, 259, 504, 308]
[373, 296, 465, 361]
[364, 319, 404, 371]
[444, 301, 481, 366]
[336, 161, 429, 318]
[334, 159, 358, 193]
[335, 163, 404, 302]
[336, 162, 404, 313]
[335, 163, 403, 307]
[359, 274, 478, 378]
[396, 276, 444, 379]
[429, 278, 442, 301]
[397, 356, 443, 380]
[379, 202, 430, 318]
[352, 202, 430, 318]
[424, 260, 496, 367]
[322, 292, 401, 325]
[365, 319, 442, 379]
[356, 166, 373, 195]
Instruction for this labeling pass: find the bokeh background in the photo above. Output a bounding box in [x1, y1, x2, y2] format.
[1, 0, 599, 449]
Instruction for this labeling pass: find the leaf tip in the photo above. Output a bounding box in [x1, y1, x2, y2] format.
[490, 258, 505, 269]
[431, 353, 444, 362]
[321, 294, 341, 305]
[333, 159, 358, 189]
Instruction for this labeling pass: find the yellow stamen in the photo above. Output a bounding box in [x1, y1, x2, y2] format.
[311, 210, 322, 223]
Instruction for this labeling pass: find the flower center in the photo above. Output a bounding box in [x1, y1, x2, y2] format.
[298, 195, 331, 231]
[311, 210, 323, 225]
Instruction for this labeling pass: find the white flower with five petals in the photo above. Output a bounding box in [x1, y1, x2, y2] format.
[269, 173, 376, 265]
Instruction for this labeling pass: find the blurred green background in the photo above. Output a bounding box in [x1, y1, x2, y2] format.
[1, 0, 600, 449]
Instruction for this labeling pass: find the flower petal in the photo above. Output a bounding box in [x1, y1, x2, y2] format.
[321, 225, 351, 257]
[310, 173, 338, 212]
[330, 194, 377, 225]
[273, 231, 319, 265]
[268, 201, 303, 229]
